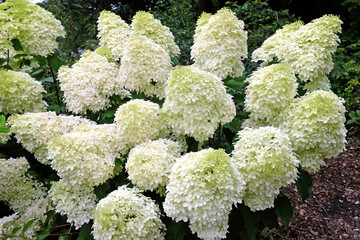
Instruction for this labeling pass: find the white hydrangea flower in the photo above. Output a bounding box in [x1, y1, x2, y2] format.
[0, 214, 18, 239]
[191, 8, 247, 79]
[281, 90, 347, 172]
[126, 139, 182, 195]
[118, 34, 172, 99]
[232, 127, 299, 211]
[277, 15, 342, 82]
[303, 75, 331, 92]
[93, 186, 166, 240]
[49, 180, 97, 230]
[0, 70, 47, 114]
[48, 124, 119, 186]
[8, 112, 95, 164]
[0, 157, 47, 213]
[114, 99, 162, 153]
[131, 11, 180, 57]
[0, 0, 65, 56]
[193, 12, 212, 42]
[251, 21, 304, 63]
[97, 10, 131, 60]
[0, 131, 11, 145]
[59, 51, 130, 114]
[244, 63, 298, 126]
[161, 66, 236, 142]
[164, 148, 245, 240]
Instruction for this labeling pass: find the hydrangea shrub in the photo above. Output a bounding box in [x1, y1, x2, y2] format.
[0, 2, 348, 240]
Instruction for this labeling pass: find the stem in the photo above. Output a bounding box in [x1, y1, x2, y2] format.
[52, 224, 71, 229]
[6, 48, 9, 69]
[47, 58, 62, 105]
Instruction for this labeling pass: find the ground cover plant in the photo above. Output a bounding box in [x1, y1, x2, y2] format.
[0, 0, 349, 239]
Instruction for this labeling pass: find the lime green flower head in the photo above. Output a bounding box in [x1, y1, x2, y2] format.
[251, 21, 304, 63]
[59, 51, 130, 114]
[164, 148, 245, 240]
[277, 15, 342, 82]
[282, 90, 347, 172]
[93, 186, 166, 240]
[0, 0, 65, 56]
[49, 179, 97, 230]
[8, 112, 95, 164]
[0, 70, 47, 114]
[131, 11, 180, 57]
[114, 99, 162, 153]
[193, 12, 212, 42]
[244, 63, 298, 126]
[191, 8, 247, 79]
[97, 10, 131, 60]
[232, 127, 299, 211]
[161, 66, 236, 142]
[48, 124, 119, 187]
[118, 34, 172, 99]
[126, 139, 182, 195]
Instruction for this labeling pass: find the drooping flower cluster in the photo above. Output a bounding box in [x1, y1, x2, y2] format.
[0, 70, 47, 114]
[131, 11, 180, 57]
[93, 186, 166, 240]
[49, 180, 97, 229]
[59, 51, 130, 114]
[282, 90, 347, 172]
[126, 139, 182, 195]
[277, 15, 342, 83]
[161, 66, 236, 142]
[253, 15, 342, 88]
[0, 0, 65, 56]
[0, 157, 50, 239]
[164, 149, 245, 240]
[191, 8, 247, 79]
[251, 21, 304, 63]
[48, 124, 119, 186]
[232, 127, 299, 211]
[244, 63, 298, 126]
[8, 112, 94, 164]
[118, 34, 172, 99]
[114, 99, 162, 153]
[97, 10, 131, 60]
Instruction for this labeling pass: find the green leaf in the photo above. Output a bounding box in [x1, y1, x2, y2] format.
[165, 220, 185, 240]
[259, 208, 279, 228]
[356, 110, 360, 116]
[22, 219, 36, 233]
[224, 78, 246, 90]
[349, 111, 357, 119]
[59, 236, 70, 240]
[0, 115, 5, 125]
[240, 204, 259, 240]
[295, 168, 313, 201]
[274, 194, 293, 227]
[94, 181, 111, 200]
[0, 58, 7, 66]
[11, 39, 24, 52]
[30, 68, 46, 78]
[11, 226, 22, 235]
[48, 54, 64, 74]
[40, 77, 54, 83]
[37, 228, 51, 240]
[44, 210, 55, 227]
[77, 222, 94, 240]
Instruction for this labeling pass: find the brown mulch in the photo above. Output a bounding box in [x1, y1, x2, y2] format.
[270, 138, 360, 240]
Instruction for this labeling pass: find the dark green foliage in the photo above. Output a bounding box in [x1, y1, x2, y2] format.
[295, 168, 313, 201]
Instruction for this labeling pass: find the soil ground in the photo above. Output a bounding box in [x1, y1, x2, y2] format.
[271, 138, 360, 240]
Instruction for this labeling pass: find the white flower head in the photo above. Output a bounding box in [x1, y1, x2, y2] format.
[49, 180, 97, 229]
[118, 33, 172, 99]
[97, 10, 131, 60]
[126, 139, 182, 195]
[281, 90, 347, 172]
[232, 127, 299, 211]
[8, 112, 95, 164]
[131, 11, 180, 57]
[93, 186, 165, 240]
[244, 63, 298, 126]
[161, 66, 236, 142]
[0, 70, 47, 114]
[48, 124, 119, 186]
[191, 8, 248, 79]
[59, 51, 130, 114]
[114, 99, 162, 153]
[164, 148, 245, 240]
